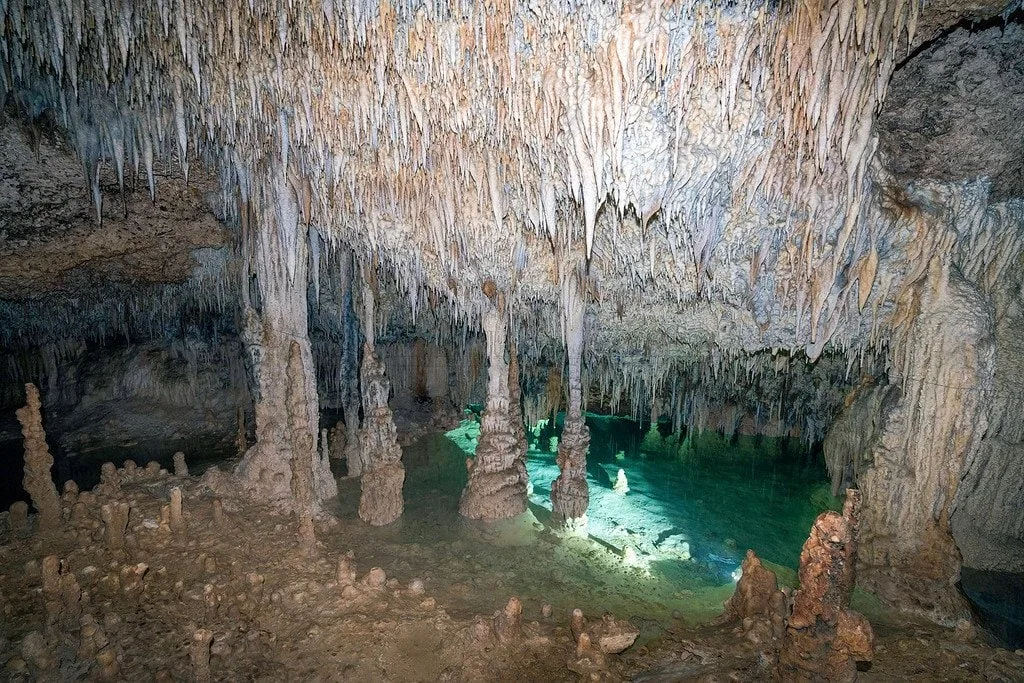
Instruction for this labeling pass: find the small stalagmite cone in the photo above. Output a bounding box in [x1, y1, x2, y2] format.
[173, 452, 189, 477]
[169, 487, 186, 537]
[100, 502, 130, 551]
[212, 499, 225, 528]
[570, 608, 587, 644]
[190, 628, 214, 683]
[9, 501, 29, 536]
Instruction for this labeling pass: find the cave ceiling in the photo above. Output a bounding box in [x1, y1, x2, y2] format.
[1, 0, 1022, 370]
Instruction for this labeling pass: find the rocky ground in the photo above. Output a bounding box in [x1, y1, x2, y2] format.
[1, 452, 1022, 682]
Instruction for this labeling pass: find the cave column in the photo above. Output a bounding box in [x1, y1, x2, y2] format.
[235, 169, 337, 511]
[551, 274, 590, 529]
[459, 304, 529, 519]
[338, 250, 364, 477]
[356, 278, 405, 526]
[851, 258, 994, 621]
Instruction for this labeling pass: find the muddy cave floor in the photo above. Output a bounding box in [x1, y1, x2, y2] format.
[1, 424, 1023, 681]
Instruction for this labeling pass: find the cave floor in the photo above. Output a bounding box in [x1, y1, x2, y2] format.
[1, 431, 1022, 680]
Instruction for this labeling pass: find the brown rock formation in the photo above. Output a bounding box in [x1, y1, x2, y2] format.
[286, 340, 317, 550]
[716, 549, 787, 642]
[357, 341, 406, 526]
[460, 306, 528, 519]
[778, 490, 873, 682]
[16, 383, 61, 533]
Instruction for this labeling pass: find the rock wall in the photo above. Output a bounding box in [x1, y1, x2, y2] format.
[830, 260, 995, 622]
[952, 281, 1024, 572]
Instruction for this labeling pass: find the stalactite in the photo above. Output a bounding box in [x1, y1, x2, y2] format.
[459, 304, 528, 520]
[551, 272, 589, 528]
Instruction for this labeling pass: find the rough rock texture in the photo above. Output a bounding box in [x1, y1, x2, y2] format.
[15, 383, 61, 533]
[853, 262, 994, 622]
[879, 19, 1024, 200]
[235, 171, 337, 511]
[459, 306, 528, 520]
[286, 341, 317, 549]
[551, 275, 590, 526]
[716, 549, 787, 641]
[357, 341, 406, 527]
[778, 492, 873, 682]
[952, 279, 1024, 571]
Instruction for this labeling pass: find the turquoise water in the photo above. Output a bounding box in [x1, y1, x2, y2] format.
[448, 412, 839, 585]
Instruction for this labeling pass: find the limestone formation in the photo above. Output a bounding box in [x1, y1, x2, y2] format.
[173, 452, 189, 477]
[100, 502, 130, 551]
[552, 273, 591, 526]
[286, 341, 317, 551]
[778, 491, 873, 681]
[716, 549, 787, 643]
[829, 262, 994, 621]
[460, 306, 528, 519]
[357, 342, 406, 526]
[169, 487, 186, 537]
[16, 383, 61, 533]
[492, 596, 523, 644]
[8, 501, 29, 537]
[235, 170, 337, 511]
[190, 628, 214, 683]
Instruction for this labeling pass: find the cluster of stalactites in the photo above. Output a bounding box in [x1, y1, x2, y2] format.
[1, 0, 925, 361]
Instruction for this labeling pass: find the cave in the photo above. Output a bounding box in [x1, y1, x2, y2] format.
[1, 0, 1023, 679]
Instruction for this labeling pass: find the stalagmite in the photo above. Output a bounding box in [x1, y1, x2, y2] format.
[190, 628, 213, 683]
[100, 502, 129, 551]
[778, 490, 873, 681]
[551, 274, 590, 527]
[357, 282, 405, 526]
[8, 501, 30, 536]
[459, 305, 528, 520]
[287, 340, 317, 551]
[236, 168, 336, 511]
[15, 383, 61, 533]
[169, 487, 185, 537]
[716, 549, 787, 643]
[173, 452, 189, 477]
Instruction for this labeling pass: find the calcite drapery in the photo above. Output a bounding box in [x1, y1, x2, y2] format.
[838, 261, 994, 621]
[459, 306, 528, 520]
[551, 274, 590, 527]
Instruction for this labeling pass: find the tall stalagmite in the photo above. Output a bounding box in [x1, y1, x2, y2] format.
[837, 259, 995, 621]
[16, 383, 61, 533]
[460, 306, 528, 519]
[235, 169, 337, 511]
[551, 273, 590, 528]
[357, 286, 405, 526]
